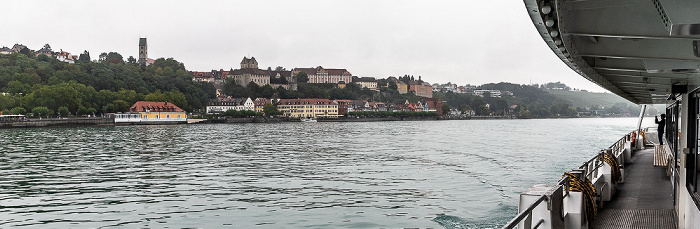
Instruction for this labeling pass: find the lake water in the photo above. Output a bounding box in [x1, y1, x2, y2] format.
[0, 118, 656, 228]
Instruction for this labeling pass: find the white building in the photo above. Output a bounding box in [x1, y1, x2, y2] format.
[206, 97, 255, 114]
[473, 89, 502, 98]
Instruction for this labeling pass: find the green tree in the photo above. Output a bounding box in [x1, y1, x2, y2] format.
[102, 103, 115, 113]
[295, 71, 309, 83]
[26, 83, 81, 113]
[0, 95, 14, 110]
[10, 107, 26, 115]
[78, 50, 90, 62]
[144, 90, 188, 109]
[388, 81, 397, 90]
[113, 100, 131, 112]
[77, 106, 89, 116]
[37, 54, 52, 62]
[263, 103, 282, 116]
[127, 56, 137, 64]
[58, 106, 70, 117]
[442, 103, 452, 116]
[19, 47, 31, 56]
[105, 52, 124, 64]
[87, 107, 97, 116]
[3, 80, 31, 94]
[32, 106, 53, 118]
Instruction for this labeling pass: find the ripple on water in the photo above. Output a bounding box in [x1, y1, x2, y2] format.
[0, 118, 646, 228]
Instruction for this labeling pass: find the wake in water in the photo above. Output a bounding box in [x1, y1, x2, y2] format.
[432, 203, 517, 229]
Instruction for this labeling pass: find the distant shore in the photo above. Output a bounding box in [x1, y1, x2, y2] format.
[0, 115, 645, 129]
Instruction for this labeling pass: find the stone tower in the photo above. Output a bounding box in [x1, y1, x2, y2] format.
[138, 38, 148, 66]
[240, 57, 258, 69]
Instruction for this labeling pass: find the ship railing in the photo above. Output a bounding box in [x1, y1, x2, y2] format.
[501, 177, 570, 229]
[502, 130, 638, 229]
[581, 131, 634, 181]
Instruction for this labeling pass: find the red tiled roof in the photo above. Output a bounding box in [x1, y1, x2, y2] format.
[129, 101, 185, 112]
[326, 69, 350, 75]
[293, 68, 317, 76]
[254, 98, 270, 106]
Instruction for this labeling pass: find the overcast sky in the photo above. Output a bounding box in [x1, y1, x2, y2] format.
[2, 0, 608, 92]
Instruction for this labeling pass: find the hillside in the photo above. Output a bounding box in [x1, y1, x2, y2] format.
[0, 52, 216, 115]
[546, 90, 634, 109]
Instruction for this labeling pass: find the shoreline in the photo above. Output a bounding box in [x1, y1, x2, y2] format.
[0, 115, 645, 129]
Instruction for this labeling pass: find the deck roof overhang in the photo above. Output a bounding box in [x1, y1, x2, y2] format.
[524, 0, 700, 104]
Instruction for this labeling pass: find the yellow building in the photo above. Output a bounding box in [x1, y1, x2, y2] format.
[396, 81, 408, 94]
[277, 99, 339, 118]
[115, 101, 187, 123]
[254, 98, 271, 113]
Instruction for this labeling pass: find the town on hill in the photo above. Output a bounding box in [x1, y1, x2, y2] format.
[0, 39, 660, 121]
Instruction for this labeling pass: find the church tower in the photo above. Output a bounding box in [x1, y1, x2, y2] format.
[138, 38, 148, 66]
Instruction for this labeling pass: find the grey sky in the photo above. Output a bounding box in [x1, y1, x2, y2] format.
[2, 0, 606, 92]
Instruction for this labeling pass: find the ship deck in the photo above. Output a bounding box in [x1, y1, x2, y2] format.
[592, 148, 677, 229]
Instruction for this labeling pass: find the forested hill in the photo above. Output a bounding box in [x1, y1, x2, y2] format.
[545, 89, 635, 109]
[437, 82, 647, 117]
[479, 82, 567, 105]
[0, 53, 216, 115]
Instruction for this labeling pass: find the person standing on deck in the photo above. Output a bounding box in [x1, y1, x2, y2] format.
[655, 114, 666, 145]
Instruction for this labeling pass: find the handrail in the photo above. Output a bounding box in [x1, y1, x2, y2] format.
[500, 194, 548, 229]
[502, 130, 637, 228]
[501, 177, 570, 229]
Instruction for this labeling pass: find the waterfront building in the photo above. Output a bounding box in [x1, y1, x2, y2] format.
[206, 97, 254, 114]
[334, 99, 353, 115]
[114, 101, 186, 123]
[359, 101, 388, 112]
[254, 98, 271, 113]
[464, 109, 475, 116]
[230, 57, 270, 87]
[422, 98, 444, 115]
[292, 66, 352, 84]
[277, 99, 339, 118]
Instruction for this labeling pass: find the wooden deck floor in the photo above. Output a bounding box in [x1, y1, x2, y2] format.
[592, 148, 677, 229]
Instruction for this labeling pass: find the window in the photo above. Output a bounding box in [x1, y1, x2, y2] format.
[167, 115, 170, 118]
[689, 93, 700, 198]
[156, 115, 159, 119]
